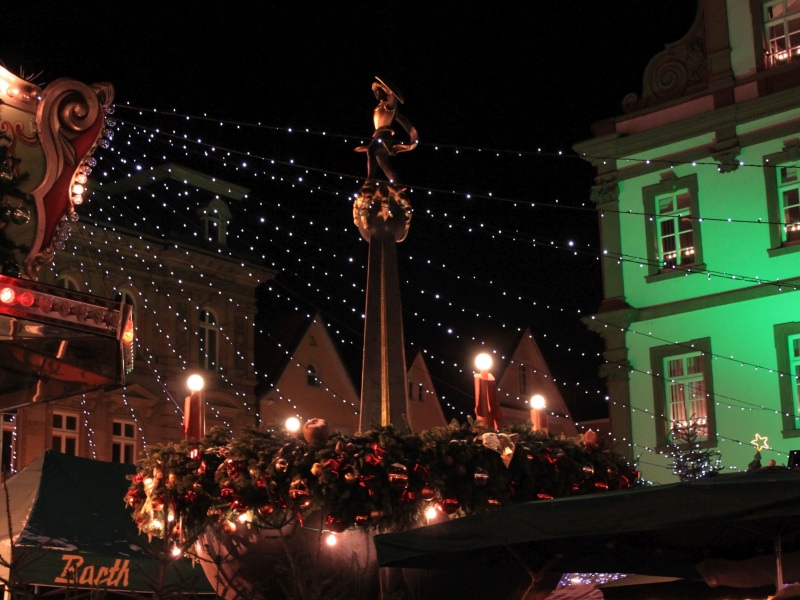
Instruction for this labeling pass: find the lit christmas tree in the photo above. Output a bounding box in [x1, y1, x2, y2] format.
[668, 416, 723, 481]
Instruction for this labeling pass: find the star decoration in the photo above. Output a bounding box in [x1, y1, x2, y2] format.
[751, 433, 770, 452]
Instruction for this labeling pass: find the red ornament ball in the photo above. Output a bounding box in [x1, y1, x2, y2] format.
[420, 486, 435, 500]
[440, 497, 460, 515]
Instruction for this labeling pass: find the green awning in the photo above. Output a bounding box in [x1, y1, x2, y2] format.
[0, 450, 213, 594]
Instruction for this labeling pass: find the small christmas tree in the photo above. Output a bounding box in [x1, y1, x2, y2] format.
[668, 416, 723, 481]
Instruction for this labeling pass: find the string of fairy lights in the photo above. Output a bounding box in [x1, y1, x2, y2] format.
[30, 100, 798, 477]
[45, 224, 267, 435]
[90, 117, 598, 396]
[111, 109, 792, 464]
[100, 116, 600, 360]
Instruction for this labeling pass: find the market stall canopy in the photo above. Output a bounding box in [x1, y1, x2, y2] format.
[0, 451, 212, 595]
[374, 468, 800, 588]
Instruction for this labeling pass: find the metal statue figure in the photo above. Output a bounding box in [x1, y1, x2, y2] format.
[355, 77, 418, 186]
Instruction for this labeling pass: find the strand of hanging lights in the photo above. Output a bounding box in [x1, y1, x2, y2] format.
[63, 101, 799, 473]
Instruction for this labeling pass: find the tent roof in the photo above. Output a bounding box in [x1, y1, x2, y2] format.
[374, 468, 800, 584]
[0, 450, 212, 594]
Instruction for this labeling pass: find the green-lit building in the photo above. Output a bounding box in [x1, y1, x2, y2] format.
[575, 0, 800, 483]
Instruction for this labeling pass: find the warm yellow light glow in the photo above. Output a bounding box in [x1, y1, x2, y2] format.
[187, 374, 205, 393]
[474, 352, 493, 372]
[325, 533, 337, 547]
[751, 433, 770, 452]
[71, 183, 84, 196]
[530, 394, 546, 411]
[122, 320, 135, 344]
[171, 546, 182, 557]
[0, 66, 40, 105]
[425, 505, 438, 520]
[285, 416, 301, 432]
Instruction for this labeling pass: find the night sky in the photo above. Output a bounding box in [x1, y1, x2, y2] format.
[2, 2, 698, 421]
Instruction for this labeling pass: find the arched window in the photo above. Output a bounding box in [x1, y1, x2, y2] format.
[198, 199, 231, 246]
[56, 274, 80, 291]
[115, 290, 137, 320]
[199, 309, 219, 371]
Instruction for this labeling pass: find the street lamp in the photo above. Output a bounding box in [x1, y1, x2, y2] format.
[474, 352, 502, 430]
[184, 374, 205, 442]
[530, 393, 547, 432]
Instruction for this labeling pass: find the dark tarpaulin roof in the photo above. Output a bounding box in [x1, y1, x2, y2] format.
[374, 468, 800, 586]
[0, 450, 212, 594]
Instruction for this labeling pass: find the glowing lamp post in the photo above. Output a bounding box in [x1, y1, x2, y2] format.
[474, 352, 502, 430]
[530, 394, 547, 432]
[184, 374, 206, 442]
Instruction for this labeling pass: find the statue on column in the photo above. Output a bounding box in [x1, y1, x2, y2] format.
[353, 77, 417, 244]
[353, 77, 418, 432]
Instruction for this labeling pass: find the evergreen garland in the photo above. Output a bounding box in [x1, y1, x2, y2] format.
[125, 420, 640, 547]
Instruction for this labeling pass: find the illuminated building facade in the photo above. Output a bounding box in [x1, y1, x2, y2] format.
[576, 0, 800, 482]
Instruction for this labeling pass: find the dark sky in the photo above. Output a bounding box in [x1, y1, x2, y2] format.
[2, 2, 698, 421]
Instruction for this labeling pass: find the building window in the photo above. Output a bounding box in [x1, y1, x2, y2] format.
[52, 411, 79, 455]
[789, 334, 800, 425]
[643, 174, 703, 279]
[651, 338, 716, 448]
[112, 419, 136, 464]
[56, 275, 80, 291]
[656, 189, 695, 268]
[664, 353, 708, 439]
[1, 412, 17, 475]
[764, 0, 800, 67]
[765, 154, 800, 252]
[199, 309, 219, 371]
[777, 164, 800, 243]
[408, 380, 423, 402]
[198, 199, 231, 246]
[307, 364, 321, 387]
[774, 323, 800, 433]
[518, 364, 528, 395]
